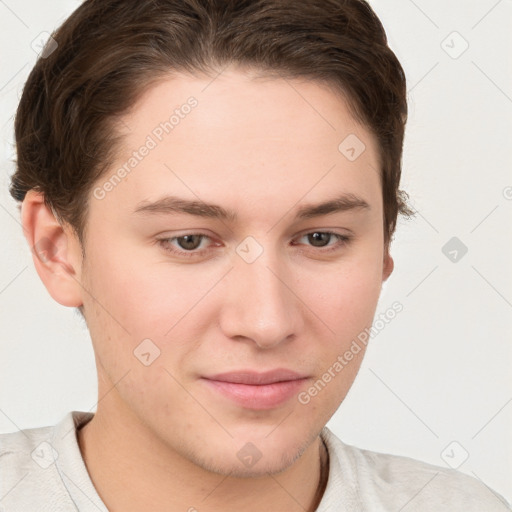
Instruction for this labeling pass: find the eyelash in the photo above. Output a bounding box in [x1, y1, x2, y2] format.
[156, 231, 352, 259]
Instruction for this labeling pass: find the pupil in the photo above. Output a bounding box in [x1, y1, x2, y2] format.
[179, 235, 200, 250]
[309, 232, 329, 247]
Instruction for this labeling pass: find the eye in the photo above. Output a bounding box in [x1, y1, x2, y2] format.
[157, 233, 214, 258]
[293, 232, 352, 253]
[298, 232, 345, 247]
[171, 234, 205, 251]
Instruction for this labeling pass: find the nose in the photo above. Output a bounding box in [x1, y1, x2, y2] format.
[218, 246, 304, 349]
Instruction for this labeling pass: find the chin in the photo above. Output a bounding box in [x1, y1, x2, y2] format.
[183, 427, 317, 478]
[196, 447, 303, 479]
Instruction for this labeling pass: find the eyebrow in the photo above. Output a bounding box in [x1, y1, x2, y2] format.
[133, 193, 370, 221]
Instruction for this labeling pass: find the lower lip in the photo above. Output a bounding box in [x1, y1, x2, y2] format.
[201, 378, 307, 410]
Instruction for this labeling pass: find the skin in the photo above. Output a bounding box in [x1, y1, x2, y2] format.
[22, 67, 393, 512]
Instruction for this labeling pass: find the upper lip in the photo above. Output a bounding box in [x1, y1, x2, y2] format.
[203, 369, 308, 385]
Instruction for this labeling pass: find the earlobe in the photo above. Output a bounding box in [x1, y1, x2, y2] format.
[21, 190, 84, 307]
[382, 251, 394, 282]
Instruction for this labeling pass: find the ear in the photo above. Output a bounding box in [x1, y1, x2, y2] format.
[382, 249, 394, 282]
[21, 190, 84, 307]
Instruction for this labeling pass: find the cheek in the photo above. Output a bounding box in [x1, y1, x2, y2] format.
[80, 240, 214, 375]
[297, 261, 382, 417]
[80, 249, 188, 409]
[82, 240, 178, 332]
[304, 255, 384, 339]
[80, 242, 160, 368]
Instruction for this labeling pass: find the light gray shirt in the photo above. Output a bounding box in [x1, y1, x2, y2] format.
[0, 411, 510, 511]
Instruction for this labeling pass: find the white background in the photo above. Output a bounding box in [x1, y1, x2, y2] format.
[0, 0, 511, 505]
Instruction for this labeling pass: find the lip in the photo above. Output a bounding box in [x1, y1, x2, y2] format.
[201, 369, 309, 410]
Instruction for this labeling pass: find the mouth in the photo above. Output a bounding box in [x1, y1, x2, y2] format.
[201, 369, 309, 410]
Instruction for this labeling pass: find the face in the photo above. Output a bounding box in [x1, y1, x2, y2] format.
[77, 68, 392, 476]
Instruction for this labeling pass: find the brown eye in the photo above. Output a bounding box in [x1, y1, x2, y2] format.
[176, 235, 204, 251]
[157, 233, 213, 259]
[307, 232, 332, 247]
[292, 231, 352, 255]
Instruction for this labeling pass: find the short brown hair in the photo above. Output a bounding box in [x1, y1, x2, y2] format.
[10, 0, 413, 249]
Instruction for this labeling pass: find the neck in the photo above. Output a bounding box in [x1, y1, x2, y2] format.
[77, 402, 329, 512]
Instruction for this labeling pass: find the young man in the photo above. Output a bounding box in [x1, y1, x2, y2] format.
[1, 1, 510, 511]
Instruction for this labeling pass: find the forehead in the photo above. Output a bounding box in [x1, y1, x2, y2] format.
[122, 68, 377, 152]
[95, 68, 382, 222]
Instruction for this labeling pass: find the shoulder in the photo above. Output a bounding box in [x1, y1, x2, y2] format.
[0, 411, 93, 510]
[320, 427, 511, 511]
[0, 420, 56, 476]
[0, 421, 62, 507]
